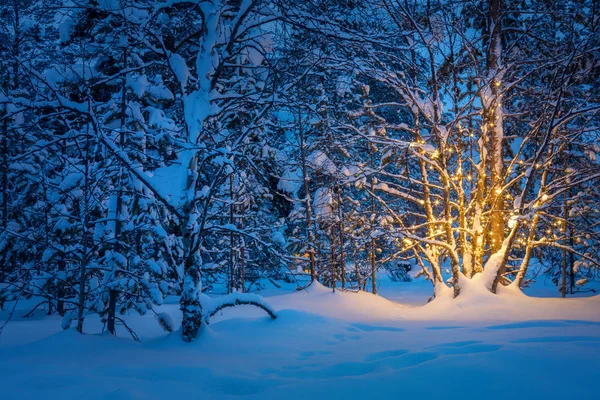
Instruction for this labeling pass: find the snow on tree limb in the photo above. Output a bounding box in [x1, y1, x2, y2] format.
[202, 293, 277, 324]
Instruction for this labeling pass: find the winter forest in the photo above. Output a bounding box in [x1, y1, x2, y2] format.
[1, 0, 599, 399]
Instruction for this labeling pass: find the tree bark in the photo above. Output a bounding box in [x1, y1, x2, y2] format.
[240, 206, 245, 293]
[330, 224, 336, 292]
[561, 153, 569, 298]
[76, 125, 92, 334]
[369, 150, 377, 295]
[299, 113, 316, 281]
[57, 258, 65, 316]
[337, 189, 346, 289]
[180, 248, 203, 342]
[487, 0, 505, 256]
[107, 46, 128, 335]
[229, 174, 236, 293]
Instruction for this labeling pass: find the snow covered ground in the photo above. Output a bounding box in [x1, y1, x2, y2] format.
[1, 276, 599, 400]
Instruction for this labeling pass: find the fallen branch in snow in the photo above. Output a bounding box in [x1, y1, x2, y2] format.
[0, 290, 23, 336]
[22, 300, 48, 318]
[203, 293, 277, 324]
[268, 278, 282, 289]
[115, 316, 140, 342]
[296, 281, 312, 291]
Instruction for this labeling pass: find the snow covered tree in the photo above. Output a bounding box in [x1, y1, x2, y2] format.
[286, 0, 600, 297]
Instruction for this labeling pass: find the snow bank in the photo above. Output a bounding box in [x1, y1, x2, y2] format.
[268, 281, 408, 322]
[264, 278, 600, 323]
[2, 294, 600, 400]
[2, 277, 599, 400]
[417, 274, 600, 322]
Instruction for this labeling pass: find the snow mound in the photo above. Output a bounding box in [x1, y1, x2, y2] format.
[268, 281, 408, 322]
[419, 274, 600, 321]
[267, 278, 600, 323]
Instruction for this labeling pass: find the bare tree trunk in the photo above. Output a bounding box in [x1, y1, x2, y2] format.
[76, 251, 88, 333]
[0, 107, 8, 280]
[369, 150, 377, 295]
[239, 205, 245, 293]
[487, 0, 508, 293]
[561, 154, 569, 298]
[561, 242, 567, 298]
[337, 189, 346, 289]
[569, 235, 575, 294]
[513, 166, 551, 288]
[487, 0, 505, 255]
[424, 16, 461, 295]
[330, 224, 336, 292]
[355, 259, 362, 291]
[451, 47, 471, 278]
[299, 113, 316, 281]
[411, 44, 443, 287]
[180, 153, 203, 342]
[180, 241, 202, 342]
[107, 46, 128, 335]
[1, 112, 7, 232]
[57, 258, 65, 316]
[229, 174, 236, 293]
[514, 213, 540, 287]
[465, 81, 478, 276]
[76, 125, 92, 334]
[0, 0, 19, 276]
[471, 137, 487, 275]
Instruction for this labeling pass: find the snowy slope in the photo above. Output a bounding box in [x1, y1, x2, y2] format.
[1, 281, 599, 400]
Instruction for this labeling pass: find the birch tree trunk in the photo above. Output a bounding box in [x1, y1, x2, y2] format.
[487, 0, 505, 255]
[487, 0, 507, 293]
